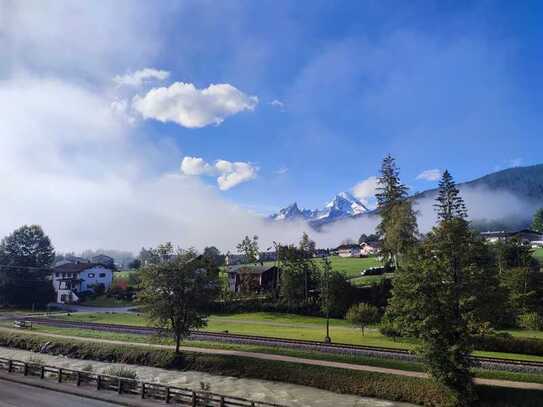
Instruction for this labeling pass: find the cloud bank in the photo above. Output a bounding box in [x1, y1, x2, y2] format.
[352, 176, 379, 208]
[132, 82, 258, 128]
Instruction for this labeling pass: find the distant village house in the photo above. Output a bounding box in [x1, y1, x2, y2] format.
[226, 264, 280, 293]
[52, 262, 114, 304]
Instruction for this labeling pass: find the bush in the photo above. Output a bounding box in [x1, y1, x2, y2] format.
[472, 333, 543, 356]
[379, 321, 402, 342]
[518, 312, 543, 331]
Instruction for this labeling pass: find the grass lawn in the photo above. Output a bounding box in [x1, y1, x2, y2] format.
[52, 311, 543, 362]
[534, 247, 543, 262]
[79, 295, 135, 307]
[327, 256, 382, 278]
[350, 273, 394, 286]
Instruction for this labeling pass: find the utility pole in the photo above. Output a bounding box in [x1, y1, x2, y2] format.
[323, 256, 331, 343]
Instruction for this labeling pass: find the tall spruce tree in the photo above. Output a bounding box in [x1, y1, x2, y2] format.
[375, 155, 418, 269]
[434, 170, 468, 221]
[386, 171, 491, 405]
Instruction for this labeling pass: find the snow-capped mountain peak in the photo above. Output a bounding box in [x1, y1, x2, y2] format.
[270, 192, 369, 225]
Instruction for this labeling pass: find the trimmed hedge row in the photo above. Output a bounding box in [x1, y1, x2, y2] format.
[0, 332, 541, 406]
[474, 334, 543, 357]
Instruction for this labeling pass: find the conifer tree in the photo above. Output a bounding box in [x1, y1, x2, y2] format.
[375, 155, 418, 269]
[434, 170, 468, 221]
[387, 171, 491, 405]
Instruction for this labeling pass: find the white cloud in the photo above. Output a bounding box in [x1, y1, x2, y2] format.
[180, 156, 216, 176]
[416, 169, 442, 181]
[180, 156, 258, 190]
[352, 176, 379, 206]
[113, 68, 170, 87]
[216, 160, 258, 191]
[270, 99, 285, 108]
[275, 167, 288, 175]
[132, 82, 258, 128]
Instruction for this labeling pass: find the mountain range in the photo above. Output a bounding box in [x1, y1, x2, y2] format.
[270, 164, 543, 231]
[270, 191, 369, 227]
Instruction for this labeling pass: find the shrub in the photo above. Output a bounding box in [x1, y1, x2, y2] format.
[518, 312, 543, 331]
[472, 333, 543, 356]
[379, 321, 402, 342]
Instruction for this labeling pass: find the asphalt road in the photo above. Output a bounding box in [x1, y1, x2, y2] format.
[0, 379, 122, 407]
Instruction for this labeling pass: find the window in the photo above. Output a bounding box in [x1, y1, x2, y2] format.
[55, 273, 60, 278]
[99, 273, 106, 278]
[88, 273, 95, 278]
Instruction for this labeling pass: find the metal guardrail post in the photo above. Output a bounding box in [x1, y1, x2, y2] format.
[76, 371, 81, 386]
[191, 391, 197, 406]
[118, 378, 123, 394]
[58, 368, 62, 383]
[23, 363, 28, 376]
[8, 360, 12, 373]
[141, 382, 146, 399]
[165, 387, 170, 404]
[97, 374, 101, 390]
[40, 366, 45, 379]
[219, 396, 225, 407]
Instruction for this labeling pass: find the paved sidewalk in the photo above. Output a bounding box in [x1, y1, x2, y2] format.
[1, 326, 542, 391]
[0, 373, 158, 407]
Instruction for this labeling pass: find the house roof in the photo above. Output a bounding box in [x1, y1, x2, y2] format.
[227, 265, 278, 274]
[336, 244, 360, 251]
[54, 262, 110, 273]
[482, 229, 543, 239]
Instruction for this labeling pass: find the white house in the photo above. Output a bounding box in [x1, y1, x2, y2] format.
[336, 244, 361, 258]
[52, 262, 114, 304]
[360, 241, 382, 256]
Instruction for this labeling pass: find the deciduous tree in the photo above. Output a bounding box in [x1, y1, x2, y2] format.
[346, 303, 380, 336]
[237, 235, 259, 264]
[139, 249, 219, 353]
[0, 225, 55, 307]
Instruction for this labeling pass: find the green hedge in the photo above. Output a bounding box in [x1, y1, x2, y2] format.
[473, 334, 543, 356]
[0, 332, 541, 407]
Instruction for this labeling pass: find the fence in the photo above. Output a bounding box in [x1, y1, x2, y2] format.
[0, 357, 285, 407]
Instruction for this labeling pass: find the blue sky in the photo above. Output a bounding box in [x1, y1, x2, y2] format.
[1, 1, 541, 251]
[135, 1, 542, 212]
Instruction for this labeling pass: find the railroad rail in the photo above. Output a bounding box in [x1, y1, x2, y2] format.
[0, 357, 285, 407]
[22, 317, 543, 373]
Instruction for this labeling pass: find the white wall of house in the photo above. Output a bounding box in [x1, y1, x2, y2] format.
[338, 248, 360, 257]
[79, 266, 113, 292]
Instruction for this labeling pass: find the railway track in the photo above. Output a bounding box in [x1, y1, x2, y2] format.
[22, 317, 543, 374]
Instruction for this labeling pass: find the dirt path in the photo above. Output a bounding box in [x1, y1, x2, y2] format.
[1, 327, 541, 391]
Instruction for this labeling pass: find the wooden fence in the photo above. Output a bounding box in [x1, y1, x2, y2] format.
[0, 357, 285, 407]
